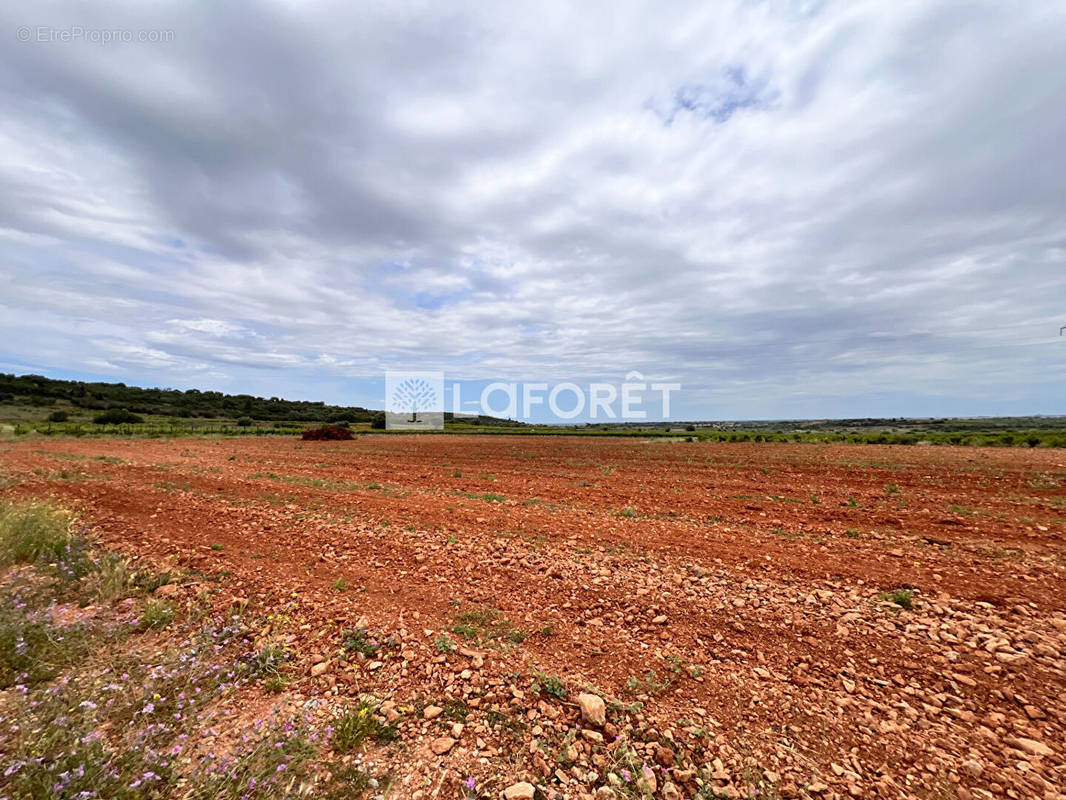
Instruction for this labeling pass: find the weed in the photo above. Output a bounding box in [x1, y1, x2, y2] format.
[530, 670, 567, 699]
[440, 698, 470, 721]
[0, 502, 87, 574]
[210, 543, 224, 551]
[615, 507, 638, 518]
[332, 698, 397, 752]
[451, 606, 526, 646]
[331, 578, 349, 592]
[434, 635, 455, 654]
[880, 588, 914, 610]
[263, 675, 288, 693]
[140, 599, 175, 629]
[845, 529, 860, 538]
[886, 484, 900, 495]
[0, 592, 91, 687]
[625, 669, 671, 696]
[341, 627, 393, 659]
[244, 643, 289, 677]
[91, 550, 136, 602]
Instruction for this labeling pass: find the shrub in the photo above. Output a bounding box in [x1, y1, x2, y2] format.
[332, 698, 397, 752]
[301, 425, 354, 441]
[0, 502, 73, 566]
[236, 416, 254, 427]
[92, 408, 143, 424]
[0, 501, 94, 581]
[47, 410, 69, 422]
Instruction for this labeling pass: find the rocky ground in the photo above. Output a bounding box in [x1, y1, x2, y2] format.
[1, 435, 1064, 799]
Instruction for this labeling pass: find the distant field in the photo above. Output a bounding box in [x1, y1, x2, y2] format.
[3, 407, 1066, 448]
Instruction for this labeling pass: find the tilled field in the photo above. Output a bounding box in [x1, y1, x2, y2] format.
[2, 435, 1065, 799]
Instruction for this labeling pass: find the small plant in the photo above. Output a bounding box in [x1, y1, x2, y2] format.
[263, 675, 288, 693]
[0, 502, 80, 569]
[845, 529, 860, 538]
[245, 643, 289, 677]
[91, 551, 135, 601]
[332, 698, 397, 752]
[0, 594, 91, 687]
[846, 496, 859, 508]
[440, 698, 470, 721]
[886, 484, 900, 495]
[140, 599, 175, 628]
[615, 507, 638, 518]
[882, 588, 914, 610]
[625, 669, 671, 696]
[434, 635, 455, 653]
[210, 543, 224, 551]
[450, 606, 527, 646]
[331, 578, 349, 592]
[342, 627, 393, 658]
[530, 670, 567, 700]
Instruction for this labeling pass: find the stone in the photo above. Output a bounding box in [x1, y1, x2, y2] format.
[655, 746, 675, 767]
[430, 736, 455, 755]
[310, 661, 330, 677]
[577, 693, 607, 727]
[961, 759, 983, 778]
[424, 705, 443, 719]
[662, 782, 682, 800]
[502, 782, 536, 800]
[1007, 737, 1052, 757]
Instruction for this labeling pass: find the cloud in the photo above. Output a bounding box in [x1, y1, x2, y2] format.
[0, 0, 1064, 418]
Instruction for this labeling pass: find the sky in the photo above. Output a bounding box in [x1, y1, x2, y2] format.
[1, 0, 1064, 422]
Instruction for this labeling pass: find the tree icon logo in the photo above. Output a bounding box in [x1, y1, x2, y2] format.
[384, 371, 444, 430]
[391, 377, 437, 423]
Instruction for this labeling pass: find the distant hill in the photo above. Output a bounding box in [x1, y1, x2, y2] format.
[0, 372, 519, 427]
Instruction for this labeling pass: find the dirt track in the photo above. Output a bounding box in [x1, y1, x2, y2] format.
[3, 436, 1065, 799]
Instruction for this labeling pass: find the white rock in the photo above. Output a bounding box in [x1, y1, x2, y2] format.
[577, 692, 607, 727]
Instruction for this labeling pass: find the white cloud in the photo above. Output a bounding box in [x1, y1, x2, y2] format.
[0, 0, 1064, 416]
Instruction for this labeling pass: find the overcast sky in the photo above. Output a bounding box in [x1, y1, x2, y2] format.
[1, 1, 1064, 420]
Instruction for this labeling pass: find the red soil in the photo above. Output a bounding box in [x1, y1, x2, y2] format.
[2, 436, 1064, 799]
